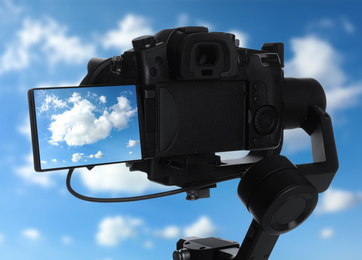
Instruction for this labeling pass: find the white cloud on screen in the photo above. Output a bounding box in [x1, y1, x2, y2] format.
[102, 14, 154, 50]
[96, 215, 143, 247]
[99, 95, 107, 104]
[0, 17, 95, 74]
[72, 151, 104, 162]
[39, 94, 68, 113]
[48, 93, 136, 147]
[95, 151, 104, 158]
[72, 153, 84, 162]
[127, 139, 139, 148]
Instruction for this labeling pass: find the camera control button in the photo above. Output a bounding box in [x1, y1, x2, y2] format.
[132, 35, 156, 50]
[254, 106, 278, 135]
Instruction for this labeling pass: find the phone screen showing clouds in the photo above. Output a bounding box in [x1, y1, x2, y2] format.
[32, 85, 141, 170]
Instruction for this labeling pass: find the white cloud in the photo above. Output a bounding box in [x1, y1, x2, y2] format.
[341, 17, 355, 34]
[48, 93, 136, 146]
[308, 17, 355, 34]
[17, 116, 31, 141]
[72, 153, 84, 162]
[144, 240, 154, 249]
[79, 163, 166, 194]
[177, 13, 190, 27]
[61, 235, 73, 245]
[39, 94, 68, 113]
[316, 188, 362, 214]
[99, 95, 107, 104]
[127, 139, 139, 148]
[282, 128, 310, 154]
[22, 228, 40, 240]
[320, 228, 334, 239]
[0, 0, 23, 23]
[285, 35, 345, 90]
[14, 153, 56, 187]
[72, 151, 103, 162]
[154, 226, 181, 239]
[229, 30, 249, 48]
[96, 215, 143, 247]
[108, 96, 137, 130]
[95, 151, 103, 159]
[0, 17, 95, 74]
[283, 35, 362, 152]
[102, 14, 153, 50]
[184, 216, 217, 238]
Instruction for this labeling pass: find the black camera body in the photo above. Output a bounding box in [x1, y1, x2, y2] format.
[71, 27, 339, 259]
[83, 27, 284, 159]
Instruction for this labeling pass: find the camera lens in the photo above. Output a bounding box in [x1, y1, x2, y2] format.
[195, 45, 218, 65]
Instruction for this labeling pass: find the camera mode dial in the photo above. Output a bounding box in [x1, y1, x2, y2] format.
[254, 106, 278, 135]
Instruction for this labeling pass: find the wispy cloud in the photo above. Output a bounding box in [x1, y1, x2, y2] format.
[154, 226, 182, 239]
[96, 215, 143, 247]
[61, 235, 73, 245]
[0, 233, 4, 244]
[22, 228, 40, 240]
[96, 215, 216, 248]
[307, 17, 355, 34]
[0, 0, 23, 23]
[102, 14, 154, 51]
[320, 228, 334, 239]
[0, 17, 95, 74]
[14, 153, 56, 187]
[156, 216, 217, 239]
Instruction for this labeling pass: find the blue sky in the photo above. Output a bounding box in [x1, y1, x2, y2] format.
[0, 0, 362, 259]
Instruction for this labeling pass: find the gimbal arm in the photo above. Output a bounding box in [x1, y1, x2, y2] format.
[174, 78, 338, 260]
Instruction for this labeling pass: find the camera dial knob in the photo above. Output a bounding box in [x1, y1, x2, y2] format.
[254, 106, 278, 135]
[132, 35, 157, 50]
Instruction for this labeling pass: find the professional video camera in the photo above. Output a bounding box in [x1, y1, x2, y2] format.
[28, 27, 338, 260]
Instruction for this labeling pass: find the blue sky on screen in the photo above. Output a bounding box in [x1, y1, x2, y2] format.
[32, 85, 141, 170]
[1, 0, 362, 260]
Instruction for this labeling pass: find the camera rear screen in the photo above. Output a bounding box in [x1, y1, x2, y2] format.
[29, 85, 141, 171]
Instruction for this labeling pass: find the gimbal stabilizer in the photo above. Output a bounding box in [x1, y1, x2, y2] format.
[65, 27, 339, 259]
[130, 78, 338, 260]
